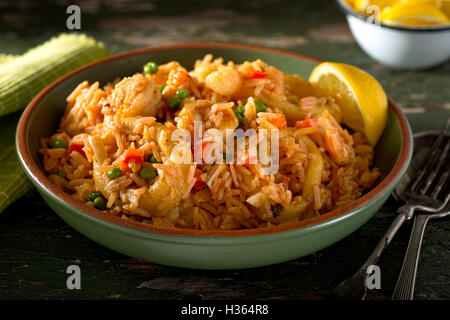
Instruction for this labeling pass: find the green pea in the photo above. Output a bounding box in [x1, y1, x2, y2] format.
[56, 170, 66, 179]
[107, 167, 122, 180]
[150, 154, 159, 163]
[255, 101, 267, 113]
[88, 191, 103, 202]
[176, 88, 190, 99]
[140, 167, 157, 182]
[168, 97, 183, 110]
[143, 62, 158, 75]
[158, 84, 166, 92]
[53, 140, 68, 149]
[233, 109, 244, 124]
[93, 197, 106, 210]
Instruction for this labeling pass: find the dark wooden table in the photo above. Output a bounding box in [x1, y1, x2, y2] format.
[0, 0, 449, 300]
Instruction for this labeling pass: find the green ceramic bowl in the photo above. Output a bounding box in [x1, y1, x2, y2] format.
[16, 43, 413, 269]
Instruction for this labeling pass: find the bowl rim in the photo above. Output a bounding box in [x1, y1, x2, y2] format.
[336, 0, 450, 32]
[16, 42, 413, 237]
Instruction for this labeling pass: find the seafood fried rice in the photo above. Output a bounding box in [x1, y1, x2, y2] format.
[40, 55, 381, 230]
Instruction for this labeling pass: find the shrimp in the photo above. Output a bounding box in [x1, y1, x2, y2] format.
[108, 73, 162, 118]
[192, 54, 223, 82]
[317, 110, 354, 165]
[205, 66, 242, 96]
[91, 123, 195, 215]
[138, 162, 195, 215]
[249, 136, 323, 224]
[135, 123, 195, 215]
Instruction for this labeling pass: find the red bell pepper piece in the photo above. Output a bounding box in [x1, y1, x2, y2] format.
[295, 118, 318, 129]
[267, 114, 287, 130]
[121, 148, 145, 173]
[68, 143, 86, 157]
[193, 168, 206, 191]
[246, 70, 268, 79]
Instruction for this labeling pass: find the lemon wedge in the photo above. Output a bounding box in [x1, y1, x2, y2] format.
[309, 62, 388, 146]
[441, 0, 450, 18]
[380, 0, 449, 26]
[354, 0, 397, 12]
[410, 0, 450, 18]
[344, 0, 356, 6]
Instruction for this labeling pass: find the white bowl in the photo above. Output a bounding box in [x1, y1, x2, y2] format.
[337, 0, 450, 70]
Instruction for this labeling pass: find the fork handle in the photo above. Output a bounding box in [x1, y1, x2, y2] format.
[392, 214, 430, 300]
[334, 205, 412, 299]
[364, 207, 411, 266]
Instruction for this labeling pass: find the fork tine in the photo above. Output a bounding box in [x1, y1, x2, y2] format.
[410, 117, 450, 192]
[431, 159, 450, 199]
[421, 137, 450, 195]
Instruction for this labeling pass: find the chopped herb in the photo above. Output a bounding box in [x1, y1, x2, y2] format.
[233, 109, 244, 124]
[254, 101, 267, 113]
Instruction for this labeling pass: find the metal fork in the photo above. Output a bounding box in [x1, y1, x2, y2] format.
[334, 117, 450, 300]
[392, 209, 450, 300]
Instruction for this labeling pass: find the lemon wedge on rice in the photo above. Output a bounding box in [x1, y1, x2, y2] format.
[380, 0, 449, 26]
[309, 62, 388, 146]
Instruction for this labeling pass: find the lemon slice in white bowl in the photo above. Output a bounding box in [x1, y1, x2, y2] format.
[380, 0, 449, 26]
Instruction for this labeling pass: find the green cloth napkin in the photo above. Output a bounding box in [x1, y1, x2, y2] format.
[0, 33, 109, 213]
